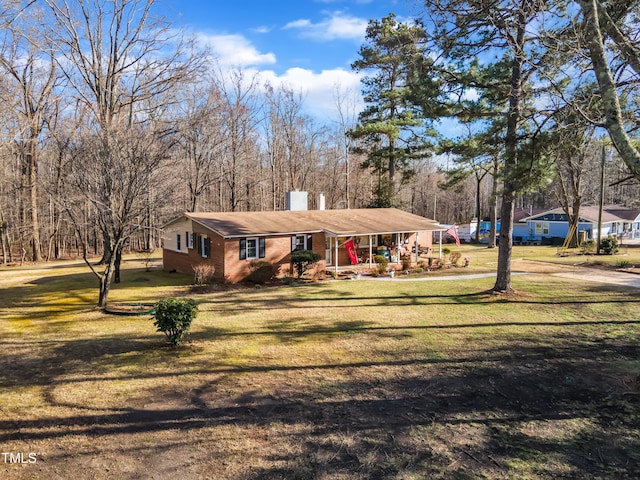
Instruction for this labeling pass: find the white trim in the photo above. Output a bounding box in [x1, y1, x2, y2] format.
[293, 234, 307, 251]
[245, 237, 259, 260]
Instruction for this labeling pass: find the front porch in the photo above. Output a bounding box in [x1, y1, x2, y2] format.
[324, 230, 445, 273]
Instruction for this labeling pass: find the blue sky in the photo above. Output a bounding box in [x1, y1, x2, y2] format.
[158, 0, 420, 121]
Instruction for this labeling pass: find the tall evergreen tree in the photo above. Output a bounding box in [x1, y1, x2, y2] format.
[416, 0, 564, 292]
[349, 14, 434, 207]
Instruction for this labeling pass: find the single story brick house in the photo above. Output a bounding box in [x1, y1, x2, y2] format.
[162, 208, 444, 283]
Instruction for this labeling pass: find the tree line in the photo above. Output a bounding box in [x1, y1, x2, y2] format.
[0, 0, 639, 303]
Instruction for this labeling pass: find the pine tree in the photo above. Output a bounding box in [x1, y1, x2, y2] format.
[349, 14, 434, 207]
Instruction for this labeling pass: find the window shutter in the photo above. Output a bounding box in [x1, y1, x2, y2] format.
[186, 231, 189, 248]
[306, 234, 313, 252]
[239, 238, 247, 260]
[259, 237, 266, 258]
[205, 238, 211, 257]
[197, 235, 202, 255]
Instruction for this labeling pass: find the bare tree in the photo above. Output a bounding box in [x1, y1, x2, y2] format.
[45, 0, 202, 307]
[63, 126, 168, 306]
[0, 2, 59, 261]
[175, 82, 227, 212]
[215, 68, 263, 212]
[549, 116, 599, 247]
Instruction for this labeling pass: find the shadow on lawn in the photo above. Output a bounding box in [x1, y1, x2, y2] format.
[0, 268, 192, 320]
[3, 272, 640, 478]
[191, 318, 640, 344]
[2, 322, 640, 478]
[194, 283, 640, 316]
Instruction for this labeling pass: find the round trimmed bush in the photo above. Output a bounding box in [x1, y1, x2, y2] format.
[152, 298, 198, 346]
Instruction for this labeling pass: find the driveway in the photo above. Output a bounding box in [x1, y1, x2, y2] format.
[371, 260, 640, 289]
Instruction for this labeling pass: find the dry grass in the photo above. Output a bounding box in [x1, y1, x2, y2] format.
[1, 252, 640, 479]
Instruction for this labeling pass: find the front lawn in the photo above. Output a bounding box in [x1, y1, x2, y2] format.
[1, 257, 639, 479]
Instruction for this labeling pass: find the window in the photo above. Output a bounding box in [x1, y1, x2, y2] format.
[240, 237, 265, 260]
[176, 233, 181, 251]
[356, 235, 377, 247]
[199, 236, 210, 258]
[291, 234, 313, 252]
[196, 235, 210, 257]
[535, 222, 549, 235]
[186, 232, 194, 249]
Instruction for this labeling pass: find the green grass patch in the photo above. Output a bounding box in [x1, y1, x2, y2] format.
[1, 254, 639, 479]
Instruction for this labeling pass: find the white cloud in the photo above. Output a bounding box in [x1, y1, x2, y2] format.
[195, 32, 364, 121]
[196, 33, 276, 67]
[251, 26, 272, 34]
[257, 67, 364, 120]
[283, 11, 368, 41]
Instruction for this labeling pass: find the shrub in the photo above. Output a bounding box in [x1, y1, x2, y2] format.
[291, 249, 321, 278]
[401, 255, 412, 271]
[193, 263, 215, 285]
[248, 259, 275, 283]
[449, 251, 461, 266]
[600, 236, 619, 255]
[152, 298, 198, 346]
[580, 239, 596, 255]
[136, 249, 154, 271]
[374, 255, 389, 275]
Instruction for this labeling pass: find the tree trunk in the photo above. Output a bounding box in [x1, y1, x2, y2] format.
[24, 134, 42, 262]
[474, 172, 483, 243]
[114, 243, 123, 284]
[493, 10, 527, 293]
[98, 264, 114, 309]
[579, 0, 640, 180]
[488, 158, 499, 249]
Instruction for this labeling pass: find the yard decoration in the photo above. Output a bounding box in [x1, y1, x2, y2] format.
[152, 298, 198, 346]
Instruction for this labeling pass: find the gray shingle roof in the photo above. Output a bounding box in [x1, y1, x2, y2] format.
[183, 208, 444, 238]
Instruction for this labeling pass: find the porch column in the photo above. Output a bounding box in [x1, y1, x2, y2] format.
[414, 232, 419, 264]
[439, 231, 443, 258]
[334, 237, 339, 273]
[369, 235, 373, 268]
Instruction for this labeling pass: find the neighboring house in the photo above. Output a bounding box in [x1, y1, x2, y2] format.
[513, 205, 640, 245]
[162, 208, 443, 283]
[480, 208, 546, 244]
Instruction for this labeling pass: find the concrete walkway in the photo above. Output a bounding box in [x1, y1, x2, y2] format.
[369, 272, 528, 282]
